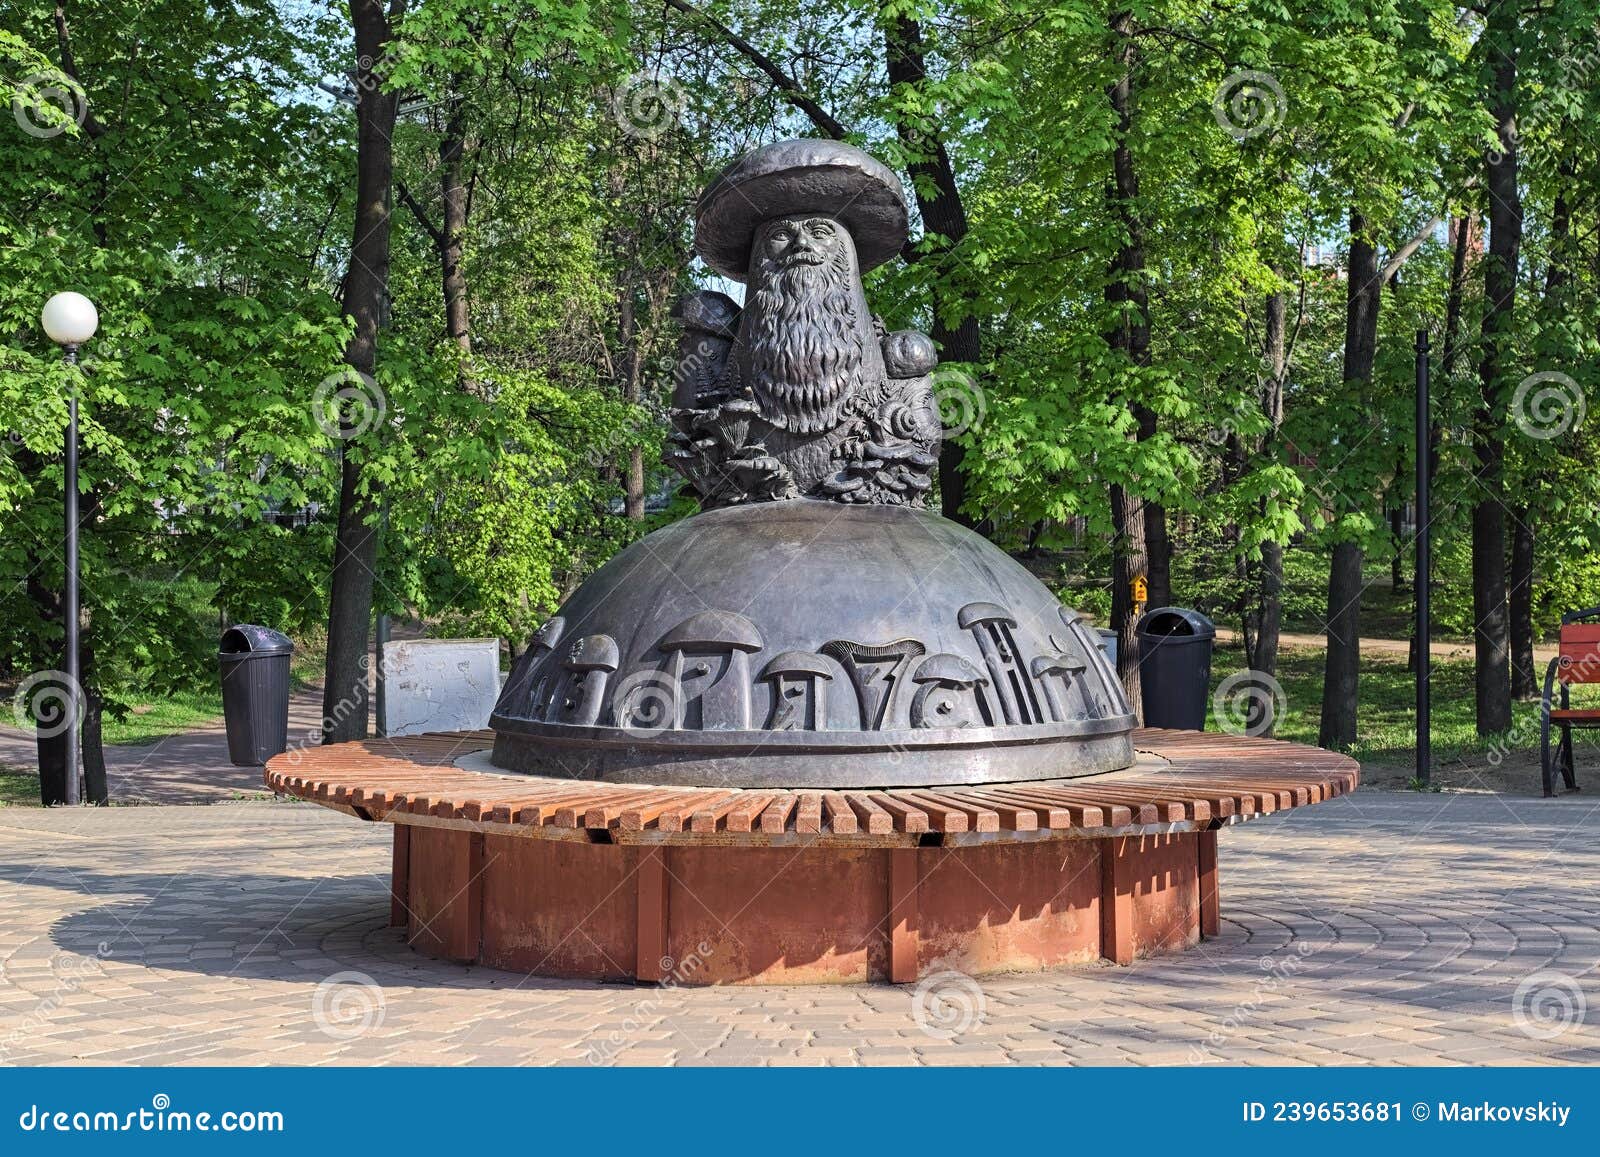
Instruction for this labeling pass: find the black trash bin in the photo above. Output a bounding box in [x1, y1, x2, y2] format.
[219, 625, 293, 766]
[1135, 607, 1215, 730]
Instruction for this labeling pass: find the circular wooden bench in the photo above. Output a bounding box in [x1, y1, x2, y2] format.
[266, 729, 1357, 985]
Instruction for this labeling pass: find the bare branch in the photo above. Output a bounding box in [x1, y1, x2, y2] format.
[1379, 216, 1442, 283]
[1379, 175, 1482, 284]
[52, 2, 106, 138]
[395, 180, 444, 247]
[662, 0, 848, 139]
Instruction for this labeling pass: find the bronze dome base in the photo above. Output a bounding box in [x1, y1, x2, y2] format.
[490, 501, 1136, 788]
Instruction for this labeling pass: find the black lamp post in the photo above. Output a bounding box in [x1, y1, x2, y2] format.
[1415, 329, 1431, 788]
[40, 291, 99, 806]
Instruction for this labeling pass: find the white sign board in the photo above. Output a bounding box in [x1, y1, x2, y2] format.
[380, 638, 501, 738]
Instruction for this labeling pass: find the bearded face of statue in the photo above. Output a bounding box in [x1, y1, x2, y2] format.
[742, 215, 870, 435]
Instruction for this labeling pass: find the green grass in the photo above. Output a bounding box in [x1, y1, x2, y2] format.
[102, 686, 224, 746]
[0, 767, 39, 806]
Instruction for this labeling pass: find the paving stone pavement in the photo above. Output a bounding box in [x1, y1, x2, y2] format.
[1, 789, 1598, 1066]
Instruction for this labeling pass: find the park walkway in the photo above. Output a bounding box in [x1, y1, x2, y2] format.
[1211, 627, 1558, 665]
[0, 790, 1596, 1065]
[0, 625, 441, 804]
[0, 687, 329, 804]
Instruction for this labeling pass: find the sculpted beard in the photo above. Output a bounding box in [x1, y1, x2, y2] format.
[745, 243, 866, 434]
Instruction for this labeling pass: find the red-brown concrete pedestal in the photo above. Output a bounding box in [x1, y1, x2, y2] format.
[388, 825, 1216, 983]
[269, 728, 1355, 985]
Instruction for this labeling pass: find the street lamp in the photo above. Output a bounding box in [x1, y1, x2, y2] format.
[1415, 329, 1431, 790]
[40, 291, 98, 806]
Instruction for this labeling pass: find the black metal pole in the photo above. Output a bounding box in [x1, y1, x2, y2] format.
[1415, 329, 1431, 787]
[62, 344, 81, 806]
[375, 610, 390, 738]
[374, 500, 390, 737]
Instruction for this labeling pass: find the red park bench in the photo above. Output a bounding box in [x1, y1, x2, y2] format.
[1541, 606, 1600, 796]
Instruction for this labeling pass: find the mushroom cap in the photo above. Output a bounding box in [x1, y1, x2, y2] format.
[567, 634, 620, 672]
[759, 650, 837, 681]
[1030, 653, 1086, 678]
[912, 653, 989, 687]
[694, 139, 908, 281]
[659, 609, 764, 653]
[530, 615, 567, 652]
[957, 601, 1018, 630]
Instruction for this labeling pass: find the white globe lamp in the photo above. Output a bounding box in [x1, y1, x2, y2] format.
[41, 291, 99, 347]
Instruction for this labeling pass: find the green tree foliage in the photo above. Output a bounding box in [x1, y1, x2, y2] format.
[4, 0, 1598, 755]
[1, 0, 351, 730]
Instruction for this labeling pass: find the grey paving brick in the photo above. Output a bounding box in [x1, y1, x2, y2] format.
[1, 791, 1598, 1066]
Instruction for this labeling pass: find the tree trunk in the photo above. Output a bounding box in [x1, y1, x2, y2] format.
[323, 0, 404, 744]
[1471, 0, 1520, 736]
[1469, 491, 1512, 731]
[1442, 216, 1477, 381]
[1249, 284, 1287, 687]
[1110, 482, 1148, 722]
[884, 14, 980, 525]
[1319, 214, 1380, 750]
[1389, 502, 1406, 591]
[1255, 540, 1283, 676]
[1438, 216, 1475, 502]
[1542, 167, 1574, 308]
[1141, 407, 1172, 608]
[399, 75, 475, 388]
[1227, 429, 1250, 658]
[1105, 8, 1162, 689]
[440, 86, 472, 361]
[1509, 510, 1536, 699]
[618, 289, 646, 520]
[22, 551, 69, 803]
[79, 620, 107, 804]
[1320, 540, 1364, 749]
[81, 680, 107, 803]
[1508, 172, 1574, 701]
[1411, 212, 1475, 678]
[37, 729, 69, 806]
[22, 484, 108, 802]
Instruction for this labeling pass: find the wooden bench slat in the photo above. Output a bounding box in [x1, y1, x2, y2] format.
[887, 790, 971, 833]
[906, 790, 1002, 833]
[939, 789, 1038, 830]
[867, 792, 930, 834]
[723, 793, 778, 833]
[844, 793, 894, 834]
[658, 791, 742, 833]
[795, 792, 824, 834]
[974, 786, 1108, 828]
[554, 789, 641, 828]
[759, 794, 799, 834]
[1013, 785, 1140, 826]
[1150, 780, 1255, 816]
[266, 728, 1357, 842]
[617, 790, 716, 831]
[689, 793, 755, 834]
[821, 792, 860, 834]
[965, 787, 1071, 828]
